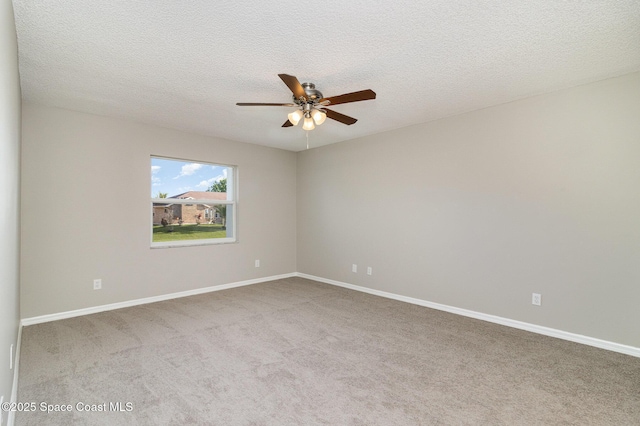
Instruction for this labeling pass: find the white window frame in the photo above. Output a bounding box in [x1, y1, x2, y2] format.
[150, 157, 237, 248]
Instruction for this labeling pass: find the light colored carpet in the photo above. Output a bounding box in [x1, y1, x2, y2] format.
[16, 277, 640, 425]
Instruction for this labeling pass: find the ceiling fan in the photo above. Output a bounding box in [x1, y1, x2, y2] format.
[236, 74, 376, 130]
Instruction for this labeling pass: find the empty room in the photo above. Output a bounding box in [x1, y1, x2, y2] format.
[2, 1, 639, 425]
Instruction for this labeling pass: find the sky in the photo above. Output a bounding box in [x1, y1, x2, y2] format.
[151, 157, 228, 198]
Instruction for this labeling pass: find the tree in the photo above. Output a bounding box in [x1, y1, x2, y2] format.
[156, 192, 168, 198]
[214, 205, 227, 229]
[208, 178, 227, 228]
[208, 178, 227, 193]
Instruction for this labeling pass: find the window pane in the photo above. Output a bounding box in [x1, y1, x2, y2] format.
[151, 157, 232, 200]
[151, 202, 233, 243]
[151, 157, 235, 246]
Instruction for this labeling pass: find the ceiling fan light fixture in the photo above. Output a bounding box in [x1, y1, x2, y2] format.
[302, 115, 315, 131]
[288, 109, 303, 126]
[236, 74, 376, 134]
[311, 109, 326, 125]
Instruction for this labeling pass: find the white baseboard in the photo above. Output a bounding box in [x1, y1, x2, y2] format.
[7, 322, 22, 426]
[296, 273, 640, 359]
[21, 273, 296, 326]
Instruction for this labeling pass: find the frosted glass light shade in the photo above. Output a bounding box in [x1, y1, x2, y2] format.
[311, 109, 326, 125]
[302, 116, 315, 130]
[288, 110, 303, 126]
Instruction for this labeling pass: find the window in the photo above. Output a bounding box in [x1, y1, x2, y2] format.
[151, 156, 236, 247]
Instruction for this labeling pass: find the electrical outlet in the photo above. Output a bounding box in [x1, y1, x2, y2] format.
[352, 264, 357, 273]
[93, 279, 102, 290]
[255, 259, 260, 267]
[367, 267, 372, 275]
[532, 293, 541, 306]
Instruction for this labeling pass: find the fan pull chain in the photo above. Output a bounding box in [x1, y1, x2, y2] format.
[306, 130, 309, 149]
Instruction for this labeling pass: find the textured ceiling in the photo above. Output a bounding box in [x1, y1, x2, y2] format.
[12, 1, 640, 151]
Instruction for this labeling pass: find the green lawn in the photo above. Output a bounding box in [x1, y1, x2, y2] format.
[152, 224, 227, 242]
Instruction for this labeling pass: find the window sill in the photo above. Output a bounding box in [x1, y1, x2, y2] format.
[150, 238, 237, 249]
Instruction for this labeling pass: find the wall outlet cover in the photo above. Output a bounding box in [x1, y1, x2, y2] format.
[532, 293, 542, 306]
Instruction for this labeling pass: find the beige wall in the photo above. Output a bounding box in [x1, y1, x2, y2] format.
[19, 72, 640, 349]
[0, 0, 21, 411]
[21, 104, 297, 318]
[297, 72, 640, 348]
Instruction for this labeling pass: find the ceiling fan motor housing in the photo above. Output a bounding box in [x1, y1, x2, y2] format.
[296, 82, 323, 103]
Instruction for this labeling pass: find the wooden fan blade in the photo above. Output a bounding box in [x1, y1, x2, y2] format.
[325, 108, 357, 125]
[319, 89, 376, 106]
[282, 120, 294, 127]
[236, 102, 295, 106]
[278, 74, 307, 101]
